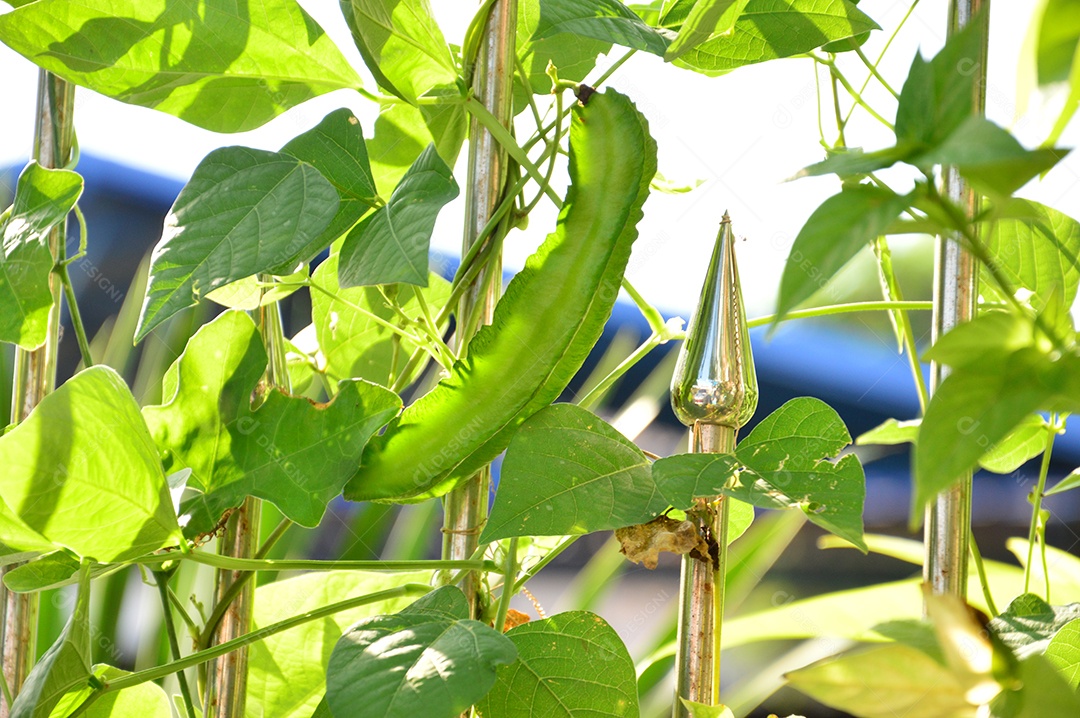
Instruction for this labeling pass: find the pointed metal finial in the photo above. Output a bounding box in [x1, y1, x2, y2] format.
[670, 214, 758, 429]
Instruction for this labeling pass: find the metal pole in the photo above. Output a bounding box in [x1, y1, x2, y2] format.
[924, 0, 989, 601]
[1, 70, 75, 717]
[441, 0, 517, 618]
[203, 294, 288, 717]
[670, 217, 757, 715]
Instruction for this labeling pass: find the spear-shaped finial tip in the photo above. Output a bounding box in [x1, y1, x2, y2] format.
[670, 215, 758, 429]
[720, 211, 731, 224]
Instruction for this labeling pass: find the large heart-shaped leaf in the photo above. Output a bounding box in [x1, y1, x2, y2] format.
[246, 570, 430, 718]
[143, 311, 401, 535]
[989, 594, 1080, 659]
[339, 0, 457, 104]
[476, 611, 640, 718]
[326, 586, 517, 718]
[310, 253, 451, 387]
[136, 146, 339, 340]
[482, 404, 668, 543]
[0, 162, 83, 349]
[654, 398, 867, 550]
[0, 0, 360, 133]
[338, 143, 458, 287]
[0, 366, 181, 562]
[278, 108, 381, 271]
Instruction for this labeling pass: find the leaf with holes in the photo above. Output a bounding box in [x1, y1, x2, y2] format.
[136, 147, 339, 340]
[476, 611, 640, 718]
[338, 143, 458, 287]
[142, 311, 401, 536]
[482, 404, 668, 543]
[0, 162, 83, 349]
[326, 586, 516, 718]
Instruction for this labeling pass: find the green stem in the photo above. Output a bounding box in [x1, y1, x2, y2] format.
[1025, 416, 1058, 596]
[154, 571, 198, 718]
[0, 667, 12, 712]
[464, 96, 563, 208]
[853, 45, 900, 99]
[577, 332, 664, 410]
[167, 586, 200, 640]
[519, 88, 565, 217]
[494, 538, 519, 632]
[594, 49, 637, 88]
[141, 551, 499, 574]
[512, 536, 580, 594]
[815, 55, 896, 132]
[747, 300, 932, 328]
[620, 278, 667, 336]
[843, 0, 921, 126]
[71, 585, 433, 716]
[57, 262, 94, 368]
[969, 531, 998, 616]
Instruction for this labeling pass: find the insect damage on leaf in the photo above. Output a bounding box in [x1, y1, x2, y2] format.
[615, 514, 710, 569]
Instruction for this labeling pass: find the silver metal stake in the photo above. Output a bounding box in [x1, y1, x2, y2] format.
[670, 216, 758, 715]
[924, 0, 989, 602]
[1, 70, 75, 718]
[441, 0, 517, 618]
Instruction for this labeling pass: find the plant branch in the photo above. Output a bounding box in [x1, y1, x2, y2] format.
[1025, 416, 1058, 597]
[494, 538, 519, 632]
[140, 551, 500, 574]
[154, 570, 198, 718]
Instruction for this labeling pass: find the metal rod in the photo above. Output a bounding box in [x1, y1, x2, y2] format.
[1, 70, 75, 718]
[924, 0, 989, 602]
[441, 0, 517, 618]
[203, 293, 289, 717]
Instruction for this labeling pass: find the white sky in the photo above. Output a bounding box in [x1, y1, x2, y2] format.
[0, 0, 1076, 318]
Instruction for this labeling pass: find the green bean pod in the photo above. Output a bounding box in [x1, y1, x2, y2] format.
[343, 88, 657, 503]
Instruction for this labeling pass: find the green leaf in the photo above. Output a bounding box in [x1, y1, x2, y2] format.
[52, 665, 172, 718]
[0, 366, 180, 562]
[679, 700, 734, 718]
[895, 11, 987, 146]
[0, 162, 83, 349]
[368, 99, 467, 197]
[981, 200, 1080, 312]
[912, 117, 1066, 197]
[669, 0, 879, 76]
[247, 570, 431, 718]
[989, 594, 1080, 659]
[143, 311, 401, 536]
[279, 108, 381, 271]
[338, 144, 458, 287]
[1046, 618, 1080, 689]
[922, 312, 1038, 369]
[311, 253, 451, 387]
[204, 266, 309, 311]
[856, 418, 919, 446]
[654, 397, 867, 550]
[135, 147, 339, 340]
[1036, 0, 1080, 85]
[785, 644, 977, 718]
[1047, 467, 1080, 496]
[0, 0, 360, 133]
[665, 0, 750, 61]
[978, 414, 1048, 474]
[482, 404, 668, 543]
[515, 0, 611, 111]
[10, 562, 91, 718]
[2, 552, 119, 593]
[476, 611, 640, 718]
[326, 586, 517, 718]
[794, 144, 918, 180]
[1045, 47, 1080, 146]
[775, 185, 910, 322]
[914, 346, 1060, 512]
[536, 0, 674, 56]
[339, 0, 457, 103]
[990, 654, 1080, 718]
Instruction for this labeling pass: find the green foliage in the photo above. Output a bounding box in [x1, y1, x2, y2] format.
[0, 0, 360, 133]
[664, 0, 750, 61]
[0, 366, 181, 562]
[143, 311, 400, 535]
[483, 404, 667, 542]
[989, 594, 1080, 659]
[136, 147, 339, 340]
[515, 0, 610, 111]
[339, 0, 457, 103]
[0, 162, 82, 349]
[325, 587, 517, 718]
[536, 0, 673, 56]
[246, 570, 430, 718]
[345, 88, 657, 503]
[310, 253, 451, 387]
[1045, 618, 1080, 689]
[477, 611, 640, 718]
[367, 100, 467, 196]
[338, 144, 458, 287]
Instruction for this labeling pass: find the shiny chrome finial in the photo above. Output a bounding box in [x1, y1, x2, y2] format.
[670, 213, 758, 429]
